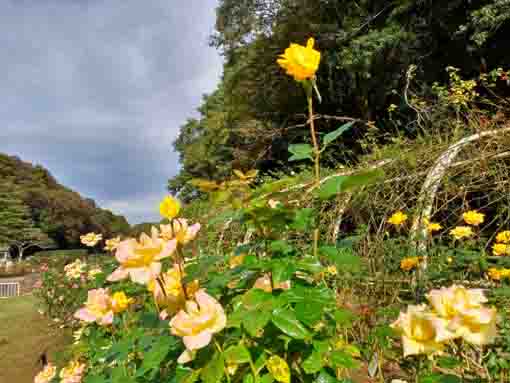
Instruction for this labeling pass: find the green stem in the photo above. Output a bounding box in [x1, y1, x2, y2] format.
[307, 88, 320, 259]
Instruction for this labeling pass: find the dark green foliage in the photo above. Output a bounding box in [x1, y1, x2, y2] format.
[170, 0, 510, 196]
[0, 153, 130, 250]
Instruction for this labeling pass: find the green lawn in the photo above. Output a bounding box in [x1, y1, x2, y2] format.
[0, 295, 70, 383]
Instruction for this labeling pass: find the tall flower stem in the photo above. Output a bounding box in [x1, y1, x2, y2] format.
[307, 85, 320, 258]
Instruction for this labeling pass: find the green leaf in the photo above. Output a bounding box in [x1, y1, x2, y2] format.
[270, 240, 294, 255]
[259, 374, 275, 383]
[138, 336, 175, 378]
[243, 308, 272, 337]
[302, 351, 324, 374]
[201, 352, 225, 383]
[322, 121, 355, 146]
[295, 301, 323, 326]
[314, 370, 339, 383]
[291, 208, 315, 231]
[224, 344, 251, 364]
[419, 374, 462, 383]
[319, 247, 362, 274]
[272, 259, 296, 285]
[318, 169, 384, 199]
[332, 308, 356, 328]
[84, 376, 107, 383]
[272, 308, 311, 339]
[288, 144, 313, 162]
[330, 350, 361, 369]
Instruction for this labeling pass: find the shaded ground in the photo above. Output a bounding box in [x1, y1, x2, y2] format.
[0, 295, 70, 383]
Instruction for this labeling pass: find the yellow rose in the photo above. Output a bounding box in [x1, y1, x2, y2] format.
[277, 38, 321, 81]
[426, 285, 498, 346]
[159, 195, 181, 220]
[388, 211, 408, 226]
[111, 291, 133, 313]
[496, 230, 510, 243]
[391, 305, 450, 357]
[492, 243, 509, 256]
[449, 226, 473, 240]
[170, 290, 226, 363]
[488, 268, 502, 281]
[400, 257, 420, 272]
[148, 264, 187, 314]
[266, 355, 291, 383]
[80, 232, 102, 247]
[462, 210, 485, 226]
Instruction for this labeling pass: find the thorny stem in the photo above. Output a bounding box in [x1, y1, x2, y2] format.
[307, 86, 320, 258]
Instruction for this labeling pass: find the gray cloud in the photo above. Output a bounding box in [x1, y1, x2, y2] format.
[0, 0, 222, 223]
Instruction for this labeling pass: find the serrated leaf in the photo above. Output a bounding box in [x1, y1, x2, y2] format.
[201, 352, 225, 383]
[224, 344, 251, 364]
[272, 308, 311, 339]
[288, 144, 313, 162]
[295, 301, 323, 326]
[243, 308, 272, 337]
[302, 351, 324, 374]
[323, 121, 355, 146]
[330, 350, 361, 369]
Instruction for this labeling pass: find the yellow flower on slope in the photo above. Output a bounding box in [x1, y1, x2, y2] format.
[400, 257, 420, 272]
[449, 226, 473, 240]
[493, 243, 510, 256]
[277, 38, 321, 81]
[463, 210, 485, 226]
[80, 232, 102, 247]
[111, 291, 133, 313]
[388, 211, 408, 226]
[267, 355, 291, 383]
[496, 230, 510, 243]
[34, 364, 57, 383]
[159, 195, 181, 220]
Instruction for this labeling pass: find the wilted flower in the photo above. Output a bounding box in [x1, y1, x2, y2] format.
[253, 273, 291, 292]
[159, 219, 200, 245]
[388, 211, 408, 226]
[463, 210, 485, 226]
[449, 226, 473, 240]
[74, 288, 114, 326]
[266, 355, 291, 383]
[390, 304, 450, 357]
[111, 291, 133, 313]
[426, 285, 498, 345]
[59, 361, 86, 383]
[277, 38, 321, 81]
[493, 243, 509, 256]
[80, 232, 102, 247]
[107, 227, 177, 284]
[170, 290, 226, 363]
[229, 254, 246, 269]
[104, 236, 121, 252]
[400, 257, 420, 272]
[496, 230, 510, 244]
[159, 195, 181, 219]
[34, 363, 57, 383]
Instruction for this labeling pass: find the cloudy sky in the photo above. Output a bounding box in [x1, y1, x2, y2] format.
[0, 0, 222, 224]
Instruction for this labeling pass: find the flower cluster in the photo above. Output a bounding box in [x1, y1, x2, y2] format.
[64, 259, 87, 279]
[492, 230, 510, 256]
[392, 285, 498, 357]
[74, 288, 131, 326]
[80, 232, 102, 247]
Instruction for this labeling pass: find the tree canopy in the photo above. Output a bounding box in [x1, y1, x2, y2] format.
[0, 153, 130, 250]
[169, 0, 510, 198]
